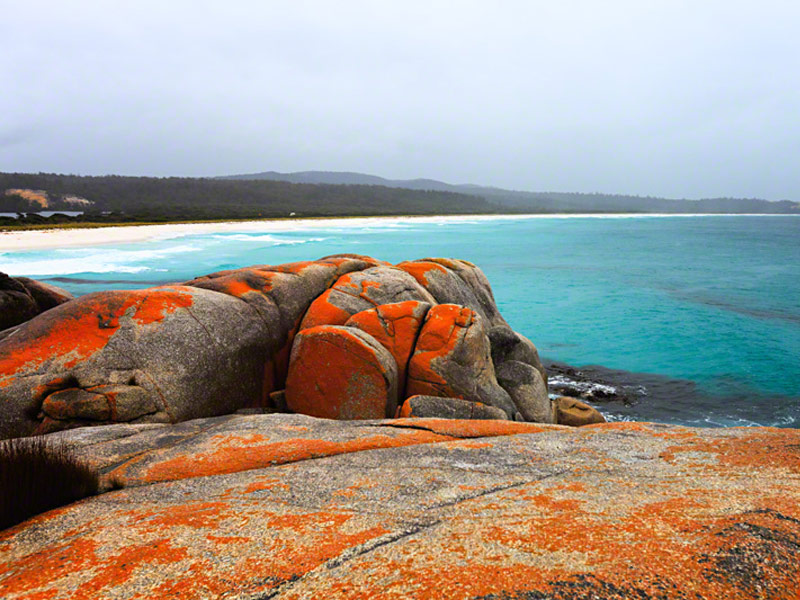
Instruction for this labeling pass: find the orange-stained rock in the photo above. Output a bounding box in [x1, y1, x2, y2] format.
[285, 326, 399, 420]
[297, 288, 354, 330]
[398, 257, 509, 329]
[554, 396, 606, 426]
[398, 395, 508, 420]
[344, 301, 431, 394]
[298, 266, 436, 332]
[0, 286, 271, 438]
[406, 304, 516, 417]
[1, 415, 798, 599]
[184, 255, 384, 392]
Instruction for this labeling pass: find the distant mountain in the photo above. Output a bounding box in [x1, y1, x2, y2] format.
[0, 172, 498, 220]
[222, 171, 800, 214]
[220, 171, 464, 192]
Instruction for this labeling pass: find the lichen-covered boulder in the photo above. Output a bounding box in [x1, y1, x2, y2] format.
[285, 325, 399, 420]
[400, 258, 509, 329]
[554, 396, 606, 426]
[299, 266, 436, 331]
[2, 416, 798, 599]
[0, 286, 270, 438]
[406, 304, 516, 417]
[0, 273, 73, 331]
[344, 301, 431, 395]
[398, 395, 508, 420]
[184, 254, 383, 391]
[495, 360, 554, 423]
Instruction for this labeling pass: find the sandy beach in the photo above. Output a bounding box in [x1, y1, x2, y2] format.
[0, 213, 785, 252]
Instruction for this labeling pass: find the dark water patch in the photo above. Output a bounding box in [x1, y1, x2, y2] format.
[544, 359, 799, 428]
[665, 290, 800, 326]
[45, 276, 177, 286]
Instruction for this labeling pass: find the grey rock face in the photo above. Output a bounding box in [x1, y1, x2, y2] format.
[0, 273, 73, 331]
[406, 304, 517, 417]
[489, 326, 548, 389]
[495, 360, 554, 423]
[0, 286, 273, 438]
[420, 257, 510, 329]
[399, 394, 508, 420]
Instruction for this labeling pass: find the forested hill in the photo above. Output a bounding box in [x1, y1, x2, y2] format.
[224, 170, 800, 214]
[3, 171, 797, 221]
[0, 172, 500, 220]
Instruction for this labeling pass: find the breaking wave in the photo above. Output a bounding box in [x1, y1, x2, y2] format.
[1, 245, 199, 276]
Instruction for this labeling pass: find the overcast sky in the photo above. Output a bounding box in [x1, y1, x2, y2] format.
[1, 1, 798, 199]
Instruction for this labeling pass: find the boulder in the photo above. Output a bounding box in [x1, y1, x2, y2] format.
[299, 266, 436, 331]
[184, 254, 383, 392]
[0, 286, 271, 438]
[285, 325, 399, 420]
[1, 415, 798, 599]
[554, 396, 606, 426]
[406, 304, 516, 417]
[14, 277, 74, 311]
[0, 273, 74, 331]
[408, 257, 509, 329]
[344, 301, 431, 395]
[0, 273, 37, 331]
[398, 395, 508, 420]
[488, 326, 547, 388]
[396, 259, 495, 325]
[495, 360, 554, 423]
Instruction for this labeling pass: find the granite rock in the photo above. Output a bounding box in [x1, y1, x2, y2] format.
[0, 415, 797, 599]
[406, 304, 516, 417]
[285, 325, 399, 420]
[554, 396, 607, 426]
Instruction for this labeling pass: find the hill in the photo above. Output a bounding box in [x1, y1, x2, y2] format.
[223, 170, 800, 214]
[0, 172, 500, 224]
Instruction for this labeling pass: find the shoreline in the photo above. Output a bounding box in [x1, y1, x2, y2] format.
[1, 212, 796, 251]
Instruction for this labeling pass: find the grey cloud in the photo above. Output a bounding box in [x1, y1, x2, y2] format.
[1, 0, 798, 199]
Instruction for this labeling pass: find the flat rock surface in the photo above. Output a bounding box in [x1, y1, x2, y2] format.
[1, 416, 799, 599]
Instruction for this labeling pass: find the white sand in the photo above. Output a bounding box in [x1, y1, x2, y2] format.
[0, 215, 498, 251]
[0, 213, 787, 252]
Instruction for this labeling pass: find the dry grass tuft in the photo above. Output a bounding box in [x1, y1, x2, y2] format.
[0, 436, 99, 531]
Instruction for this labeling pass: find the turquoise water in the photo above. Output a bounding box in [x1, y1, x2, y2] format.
[3, 215, 798, 427]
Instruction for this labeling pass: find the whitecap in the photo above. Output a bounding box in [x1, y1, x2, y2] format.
[2, 244, 199, 277]
[210, 234, 327, 245]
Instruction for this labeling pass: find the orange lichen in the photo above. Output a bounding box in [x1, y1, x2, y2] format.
[406, 304, 476, 398]
[0, 288, 194, 384]
[126, 431, 455, 484]
[660, 428, 800, 472]
[449, 441, 493, 449]
[0, 538, 98, 596]
[389, 418, 546, 438]
[141, 502, 230, 528]
[396, 260, 447, 287]
[345, 301, 428, 391]
[285, 326, 395, 420]
[206, 534, 251, 544]
[72, 538, 189, 600]
[299, 289, 354, 330]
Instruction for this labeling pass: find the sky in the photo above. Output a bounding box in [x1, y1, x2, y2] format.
[1, 1, 799, 200]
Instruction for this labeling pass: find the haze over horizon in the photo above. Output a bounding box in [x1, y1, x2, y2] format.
[2, 1, 799, 201]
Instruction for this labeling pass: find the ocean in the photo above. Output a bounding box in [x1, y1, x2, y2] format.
[2, 215, 798, 428]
